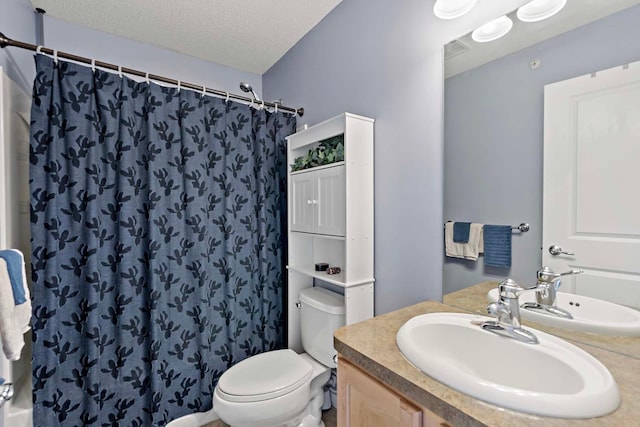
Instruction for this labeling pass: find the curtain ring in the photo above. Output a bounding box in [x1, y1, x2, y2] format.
[36, 45, 43, 55]
[53, 49, 58, 64]
[260, 100, 265, 110]
[249, 98, 254, 109]
[177, 80, 181, 92]
[274, 103, 278, 114]
[145, 72, 150, 84]
[118, 65, 123, 78]
[202, 85, 207, 96]
[91, 59, 96, 73]
[225, 92, 230, 103]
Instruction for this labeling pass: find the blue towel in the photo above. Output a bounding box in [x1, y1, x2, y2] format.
[483, 225, 512, 268]
[453, 222, 471, 243]
[0, 250, 27, 305]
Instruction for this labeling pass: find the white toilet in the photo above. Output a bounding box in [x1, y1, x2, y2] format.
[213, 286, 344, 427]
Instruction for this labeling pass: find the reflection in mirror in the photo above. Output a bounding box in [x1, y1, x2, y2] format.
[443, 282, 640, 359]
[442, 1, 640, 357]
[444, 0, 640, 78]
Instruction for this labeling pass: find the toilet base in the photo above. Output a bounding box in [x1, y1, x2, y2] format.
[228, 373, 328, 427]
[217, 353, 331, 427]
[295, 360, 330, 427]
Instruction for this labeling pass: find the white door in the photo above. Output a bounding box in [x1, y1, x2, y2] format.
[315, 165, 345, 236]
[289, 171, 315, 233]
[543, 61, 640, 308]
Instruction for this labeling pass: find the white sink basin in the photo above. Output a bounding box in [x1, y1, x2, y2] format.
[396, 313, 620, 418]
[487, 288, 640, 337]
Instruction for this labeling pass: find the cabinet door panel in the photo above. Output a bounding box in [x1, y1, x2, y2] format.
[290, 172, 315, 233]
[316, 166, 346, 236]
[338, 358, 422, 427]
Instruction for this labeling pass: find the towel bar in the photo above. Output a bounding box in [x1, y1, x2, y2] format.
[444, 222, 530, 233]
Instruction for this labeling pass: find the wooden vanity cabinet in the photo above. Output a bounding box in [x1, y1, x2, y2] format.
[337, 357, 452, 427]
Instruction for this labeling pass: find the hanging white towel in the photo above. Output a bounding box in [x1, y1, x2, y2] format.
[0, 257, 31, 361]
[445, 222, 484, 261]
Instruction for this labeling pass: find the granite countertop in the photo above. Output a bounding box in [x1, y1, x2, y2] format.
[444, 282, 640, 359]
[334, 299, 640, 427]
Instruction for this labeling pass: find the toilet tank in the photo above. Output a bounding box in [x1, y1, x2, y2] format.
[299, 287, 345, 368]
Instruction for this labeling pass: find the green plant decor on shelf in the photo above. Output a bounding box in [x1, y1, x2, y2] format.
[291, 135, 345, 172]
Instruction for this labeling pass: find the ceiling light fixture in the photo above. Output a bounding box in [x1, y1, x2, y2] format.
[471, 15, 513, 43]
[433, 0, 478, 20]
[517, 0, 567, 23]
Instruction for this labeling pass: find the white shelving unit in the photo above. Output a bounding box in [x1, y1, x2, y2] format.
[286, 113, 374, 351]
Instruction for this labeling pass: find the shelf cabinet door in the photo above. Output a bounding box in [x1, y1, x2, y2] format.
[290, 172, 316, 233]
[338, 358, 423, 427]
[316, 166, 345, 236]
[290, 165, 345, 236]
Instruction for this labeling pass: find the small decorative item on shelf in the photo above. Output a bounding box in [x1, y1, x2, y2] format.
[315, 263, 329, 272]
[326, 267, 341, 275]
[290, 134, 344, 172]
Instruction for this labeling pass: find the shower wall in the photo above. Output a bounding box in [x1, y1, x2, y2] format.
[0, 67, 32, 427]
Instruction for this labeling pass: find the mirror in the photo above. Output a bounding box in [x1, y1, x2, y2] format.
[442, 0, 640, 358]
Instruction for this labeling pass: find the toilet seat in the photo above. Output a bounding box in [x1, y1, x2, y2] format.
[216, 349, 312, 403]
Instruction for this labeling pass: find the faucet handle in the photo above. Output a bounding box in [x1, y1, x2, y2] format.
[498, 278, 538, 299]
[537, 266, 583, 282]
[486, 301, 511, 324]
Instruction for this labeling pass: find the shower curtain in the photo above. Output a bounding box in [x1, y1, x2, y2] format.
[29, 54, 295, 426]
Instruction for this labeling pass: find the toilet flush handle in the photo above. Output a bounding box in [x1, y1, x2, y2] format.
[295, 302, 302, 309]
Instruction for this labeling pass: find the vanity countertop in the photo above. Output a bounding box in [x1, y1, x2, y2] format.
[334, 299, 640, 426]
[444, 281, 640, 359]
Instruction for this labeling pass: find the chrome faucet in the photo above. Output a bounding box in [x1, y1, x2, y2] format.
[482, 278, 540, 344]
[521, 267, 583, 320]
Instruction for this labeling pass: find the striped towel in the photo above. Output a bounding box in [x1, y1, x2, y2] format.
[483, 225, 512, 268]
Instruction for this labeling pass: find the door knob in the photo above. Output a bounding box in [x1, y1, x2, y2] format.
[548, 245, 574, 256]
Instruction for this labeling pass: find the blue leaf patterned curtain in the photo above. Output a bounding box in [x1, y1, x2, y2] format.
[29, 54, 295, 426]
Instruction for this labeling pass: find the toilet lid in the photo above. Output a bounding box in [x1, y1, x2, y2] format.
[217, 349, 313, 403]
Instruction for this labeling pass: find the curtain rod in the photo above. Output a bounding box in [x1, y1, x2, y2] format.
[0, 32, 304, 117]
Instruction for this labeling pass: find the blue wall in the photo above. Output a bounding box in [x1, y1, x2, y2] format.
[443, 5, 640, 294]
[263, 0, 525, 313]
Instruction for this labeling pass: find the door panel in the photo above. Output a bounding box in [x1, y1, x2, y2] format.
[543, 61, 640, 308]
[290, 172, 315, 233]
[316, 166, 346, 236]
[575, 86, 640, 235]
[576, 269, 640, 308]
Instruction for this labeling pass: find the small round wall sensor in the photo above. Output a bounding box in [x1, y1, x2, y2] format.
[529, 59, 541, 70]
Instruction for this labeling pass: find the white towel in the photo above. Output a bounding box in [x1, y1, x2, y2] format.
[445, 222, 484, 261]
[0, 257, 31, 361]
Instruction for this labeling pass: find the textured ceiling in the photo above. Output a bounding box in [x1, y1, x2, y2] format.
[30, 0, 343, 74]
